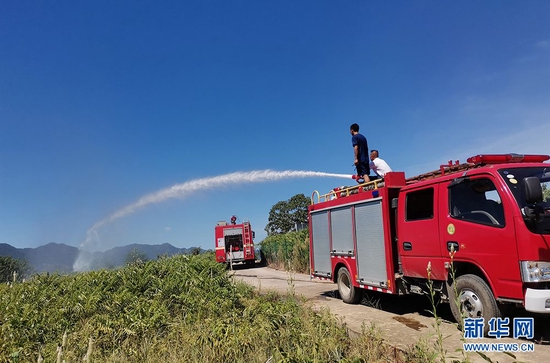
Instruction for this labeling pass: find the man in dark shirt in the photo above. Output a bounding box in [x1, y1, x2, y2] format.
[350, 123, 370, 183]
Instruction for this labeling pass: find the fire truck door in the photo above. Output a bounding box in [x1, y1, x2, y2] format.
[398, 186, 446, 280]
[442, 176, 521, 297]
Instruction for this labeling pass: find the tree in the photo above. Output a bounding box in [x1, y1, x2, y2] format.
[0, 256, 31, 282]
[265, 193, 310, 235]
[125, 248, 149, 266]
[543, 183, 550, 202]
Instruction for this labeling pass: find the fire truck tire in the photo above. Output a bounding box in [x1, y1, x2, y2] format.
[449, 274, 501, 336]
[337, 267, 362, 304]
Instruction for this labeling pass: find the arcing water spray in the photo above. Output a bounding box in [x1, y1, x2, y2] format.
[73, 169, 352, 271]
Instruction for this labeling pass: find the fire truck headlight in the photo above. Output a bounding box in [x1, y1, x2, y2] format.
[521, 261, 550, 282]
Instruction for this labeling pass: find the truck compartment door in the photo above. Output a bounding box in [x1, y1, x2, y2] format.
[311, 211, 332, 277]
[331, 207, 354, 256]
[355, 200, 389, 286]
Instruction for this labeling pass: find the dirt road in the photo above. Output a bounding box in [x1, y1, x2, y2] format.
[233, 266, 550, 363]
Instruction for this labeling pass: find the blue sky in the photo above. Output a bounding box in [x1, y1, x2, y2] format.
[1, 1, 550, 251]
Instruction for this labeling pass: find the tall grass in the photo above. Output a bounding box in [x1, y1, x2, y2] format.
[1, 253, 401, 362]
[261, 229, 309, 273]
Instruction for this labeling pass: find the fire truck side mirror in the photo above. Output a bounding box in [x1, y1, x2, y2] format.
[523, 177, 543, 204]
[252, 231, 256, 239]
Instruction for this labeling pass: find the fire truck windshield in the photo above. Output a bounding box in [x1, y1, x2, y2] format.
[498, 167, 550, 234]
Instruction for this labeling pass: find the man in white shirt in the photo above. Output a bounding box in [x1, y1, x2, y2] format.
[369, 150, 392, 180]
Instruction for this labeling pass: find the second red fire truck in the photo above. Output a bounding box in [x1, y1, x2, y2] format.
[309, 154, 550, 334]
[215, 216, 256, 265]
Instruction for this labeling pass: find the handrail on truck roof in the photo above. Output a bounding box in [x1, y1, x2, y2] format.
[311, 154, 550, 204]
[311, 179, 384, 204]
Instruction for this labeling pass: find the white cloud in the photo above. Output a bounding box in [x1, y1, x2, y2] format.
[406, 118, 550, 178]
[402, 89, 550, 178]
[474, 122, 550, 155]
[164, 226, 171, 231]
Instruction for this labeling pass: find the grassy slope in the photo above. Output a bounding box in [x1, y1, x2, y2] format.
[1, 253, 405, 363]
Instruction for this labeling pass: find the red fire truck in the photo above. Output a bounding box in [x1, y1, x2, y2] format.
[309, 154, 550, 333]
[215, 216, 256, 265]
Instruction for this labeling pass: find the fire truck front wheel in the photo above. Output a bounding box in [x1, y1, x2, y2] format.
[337, 267, 362, 304]
[449, 274, 501, 336]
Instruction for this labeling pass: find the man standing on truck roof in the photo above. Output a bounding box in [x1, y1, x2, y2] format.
[350, 123, 370, 184]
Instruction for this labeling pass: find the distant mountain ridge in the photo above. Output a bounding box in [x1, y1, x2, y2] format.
[0, 242, 197, 273]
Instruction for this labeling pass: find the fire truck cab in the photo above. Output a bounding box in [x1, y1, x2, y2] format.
[309, 154, 550, 334]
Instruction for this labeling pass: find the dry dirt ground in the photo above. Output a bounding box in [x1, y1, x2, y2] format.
[232, 265, 550, 363]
